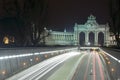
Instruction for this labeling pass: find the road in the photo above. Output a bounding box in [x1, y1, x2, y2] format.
[6, 51, 80, 80]
[71, 50, 111, 80]
[6, 49, 114, 80]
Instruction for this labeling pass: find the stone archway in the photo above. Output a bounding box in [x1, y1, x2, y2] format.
[98, 32, 104, 46]
[89, 32, 95, 46]
[79, 32, 85, 46]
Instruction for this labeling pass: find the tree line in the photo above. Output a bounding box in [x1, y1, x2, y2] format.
[0, 0, 49, 47]
[109, 0, 120, 47]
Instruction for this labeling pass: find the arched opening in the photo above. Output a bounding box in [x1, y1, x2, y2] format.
[79, 32, 85, 46]
[98, 32, 104, 46]
[89, 32, 95, 46]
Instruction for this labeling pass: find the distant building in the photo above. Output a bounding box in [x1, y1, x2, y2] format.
[44, 15, 112, 46]
[109, 32, 120, 46]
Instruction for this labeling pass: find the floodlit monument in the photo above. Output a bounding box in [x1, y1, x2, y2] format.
[44, 15, 110, 46]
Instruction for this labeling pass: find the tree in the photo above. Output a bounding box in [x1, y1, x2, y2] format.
[1, 0, 48, 46]
[109, 0, 120, 47]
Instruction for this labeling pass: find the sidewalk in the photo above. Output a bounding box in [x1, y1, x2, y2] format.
[47, 51, 83, 80]
[101, 48, 120, 60]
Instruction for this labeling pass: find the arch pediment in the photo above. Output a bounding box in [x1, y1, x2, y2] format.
[85, 22, 98, 29]
[85, 14, 99, 29]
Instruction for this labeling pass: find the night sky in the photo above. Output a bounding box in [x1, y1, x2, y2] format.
[0, 0, 111, 32]
[47, 0, 110, 31]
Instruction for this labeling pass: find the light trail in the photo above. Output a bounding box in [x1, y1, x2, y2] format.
[6, 51, 81, 80]
[99, 48, 120, 63]
[92, 52, 96, 80]
[71, 53, 87, 80]
[70, 48, 113, 80]
[84, 53, 92, 80]
[96, 52, 105, 80]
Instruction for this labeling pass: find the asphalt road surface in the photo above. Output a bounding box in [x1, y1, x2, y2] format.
[6, 49, 114, 80]
[71, 50, 111, 80]
[6, 51, 80, 80]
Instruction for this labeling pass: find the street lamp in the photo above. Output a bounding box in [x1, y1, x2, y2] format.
[108, 61, 111, 64]
[2, 70, 6, 75]
[111, 68, 115, 72]
[87, 42, 91, 46]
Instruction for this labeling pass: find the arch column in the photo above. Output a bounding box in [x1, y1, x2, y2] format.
[73, 32, 78, 45]
[77, 31, 80, 45]
[105, 30, 110, 46]
[85, 31, 89, 45]
[95, 31, 98, 46]
[104, 31, 107, 46]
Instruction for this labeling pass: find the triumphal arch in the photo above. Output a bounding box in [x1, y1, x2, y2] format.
[73, 15, 110, 46]
[45, 15, 110, 46]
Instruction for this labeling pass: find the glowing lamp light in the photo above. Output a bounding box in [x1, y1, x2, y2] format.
[118, 60, 120, 63]
[111, 68, 115, 72]
[30, 59, 33, 61]
[87, 42, 90, 46]
[3, 36, 9, 44]
[11, 37, 15, 43]
[106, 57, 109, 60]
[107, 61, 111, 64]
[2, 71, 6, 75]
[92, 48, 96, 51]
[35, 57, 39, 61]
[23, 62, 26, 66]
[45, 55, 48, 58]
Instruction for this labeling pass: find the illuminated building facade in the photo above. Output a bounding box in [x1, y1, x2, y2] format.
[45, 15, 111, 46]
